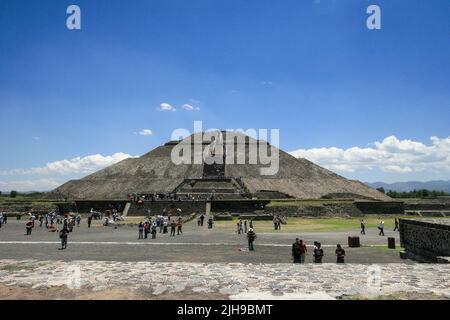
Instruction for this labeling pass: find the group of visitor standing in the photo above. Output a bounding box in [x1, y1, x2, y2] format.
[138, 216, 183, 239]
[291, 239, 346, 263]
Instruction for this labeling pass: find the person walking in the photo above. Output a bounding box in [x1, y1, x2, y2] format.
[313, 242, 324, 263]
[243, 220, 248, 233]
[177, 219, 183, 235]
[292, 238, 302, 263]
[144, 221, 150, 239]
[75, 214, 81, 227]
[87, 215, 92, 228]
[59, 227, 69, 250]
[200, 214, 205, 226]
[360, 219, 366, 235]
[25, 219, 33, 235]
[151, 223, 157, 239]
[208, 217, 214, 229]
[378, 220, 385, 236]
[299, 240, 307, 263]
[138, 222, 144, 239]
[335, 244, 346, 263]
[68, 217, 74, 233]
[163, 220, 168, 234]
[273, 217, 279, 230]
[247, 228, 256, 251]
[170, 220, 177, 236]
[394, 218, 399, 232]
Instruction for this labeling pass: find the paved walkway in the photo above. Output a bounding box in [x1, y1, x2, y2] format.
[0, 219, 404, 263]
[0, 260, 448, 300]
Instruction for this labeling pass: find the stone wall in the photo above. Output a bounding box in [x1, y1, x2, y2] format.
[404, 198, 450, 211]
[264, 203, 363, 217]
[354, 201, 404, 215]
[399, 219, 450, 262]
[211, 200, 270, 213]
[56, 201, 128, 214]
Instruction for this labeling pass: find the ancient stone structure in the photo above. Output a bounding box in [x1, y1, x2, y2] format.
[400, 219, 450, 263]
[47, 131, 389, 201]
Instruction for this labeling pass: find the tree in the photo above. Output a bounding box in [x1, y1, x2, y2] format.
[376, 187, 386, 194]
[10, 190, 18, 198]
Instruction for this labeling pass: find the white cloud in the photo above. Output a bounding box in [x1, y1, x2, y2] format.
[181, 103, 200, 111]
[157, 102, 176, 112]
[290, 135, 450, 175]
[0, 152, 137, 176]
[260, 81, 274, 86]
[381, 165, 413, 174]
[136, 129, 153, 136]
[181, 99, 201, 111]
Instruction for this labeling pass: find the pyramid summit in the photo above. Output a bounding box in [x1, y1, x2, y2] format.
[47, 131, 389, 201]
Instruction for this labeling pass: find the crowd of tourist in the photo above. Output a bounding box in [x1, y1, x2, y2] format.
[129, 192, 224, 205]
[137, 215, 185, 239]
[2, 202, 403, 264]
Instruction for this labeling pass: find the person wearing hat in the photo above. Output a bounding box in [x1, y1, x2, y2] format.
[247, 228, 256, 251]
[25, 218, 33, 235]
[292, 238, 302, 263]
[378, 220, 385, 236]
[313, 242, 324, 263]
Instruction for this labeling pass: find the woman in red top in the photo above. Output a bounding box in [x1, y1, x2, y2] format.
[300, 240, 307, 263]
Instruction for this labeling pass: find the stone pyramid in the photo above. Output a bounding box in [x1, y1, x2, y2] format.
[47, 131, 389, 201]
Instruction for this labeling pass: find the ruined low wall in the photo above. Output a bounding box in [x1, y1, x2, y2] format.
[264, 204, 363, 217]
[400, 219, 450, 262]
[211, 200, 270, 213]
[354, 201, 404, 215]
[404, 198, 450, 211]
[56, 200, 128, 214]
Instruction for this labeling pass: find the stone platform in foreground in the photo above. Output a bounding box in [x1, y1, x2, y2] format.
[0, 260, 448, 300]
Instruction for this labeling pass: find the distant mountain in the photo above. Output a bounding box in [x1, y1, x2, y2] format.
[366, 180, 450, 193]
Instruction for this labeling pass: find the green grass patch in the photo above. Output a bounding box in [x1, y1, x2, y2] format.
[214, 216, 443, 233]
[266, 199, 354, 207]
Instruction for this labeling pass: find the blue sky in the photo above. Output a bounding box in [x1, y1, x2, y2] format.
[0, 0, 449, 191]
